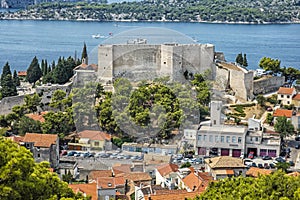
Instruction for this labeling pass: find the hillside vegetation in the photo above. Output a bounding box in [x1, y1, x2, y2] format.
[1, 0, 299, 23]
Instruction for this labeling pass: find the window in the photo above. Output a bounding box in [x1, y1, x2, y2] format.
[287, 95, 290, 98]
[250, 137, 253, 142]
[198, 135, 202, 141]
[238, 137, 242, 143]
[221, 136, 225, 143]
[281, 95, 284, 98]
[37, 154, 40, 158]
[232, 136, 236, 143]
[94, 141, 99, 146]
[164, 61, 166, 64]
[203, 135, 207, 141]
[209, 135, 213, 142]
[213, 120, 216, 125]
[287, 101, 290, 104]
[226, 136, 230, 143]
[215, 136, 219, 143]
[255, 137, 259, 142]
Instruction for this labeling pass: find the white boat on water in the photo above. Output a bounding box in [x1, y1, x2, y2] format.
[92, 34, 101, 39]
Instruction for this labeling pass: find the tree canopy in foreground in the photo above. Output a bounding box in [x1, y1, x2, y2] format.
[0, 138, 86, 200]
[194, 171, 300, 200]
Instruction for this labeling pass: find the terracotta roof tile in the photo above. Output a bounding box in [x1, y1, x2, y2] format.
[89, 170, 113, 180]
[78, 130, 111, 141]
[7, 136, 24, 143]
[293, 93, 300, 101]
[156, 163, 179, 176]
[74, 63, 98, 71]
[182, 172, 203, 191]
[123, 172, 152, 182]
[205, 156, 245, 169]
[113, 164, 132, 176]
[69, 183, 97, 200]
[273, 109, 293, 118]
[144, 190, 204, 200]
[114, 176, 126, 186]
[278, 87, 295, 95]
[246, 167, 272, 177]
[26, 113, 46, 123]
[23, 133, 57, 148]
[17, 71, 27, 76]
[97, 177, 116, 189]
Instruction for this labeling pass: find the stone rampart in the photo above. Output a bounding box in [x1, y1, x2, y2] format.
[0, 94, 31, 115]
[253, 76, 285, 95]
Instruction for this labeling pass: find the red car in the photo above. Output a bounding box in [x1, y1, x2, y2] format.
[248, 151, 254, 159]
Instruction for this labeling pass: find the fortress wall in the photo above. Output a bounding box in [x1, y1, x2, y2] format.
[105, 45, 161, 82]
[215, 66, 229, 91]
[253, 76, 285, 95]
[229, 68, 253, 101]
[244, 71, 254, 100]
[160, 45, 174, 78]
[98, 45, 113, 83]
[0, 94, 29, 115]
[200, 44, 215, 79]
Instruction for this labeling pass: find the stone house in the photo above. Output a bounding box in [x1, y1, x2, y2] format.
[69, 183, 98, 200]
[204, 156, 246, 180]
[68, 130, 112, 151]
[273, 109, 293, 121]
[23, 133, 59, 168]
[155, 163, 179, 189]
[97, 177, 125, 200]
[292, 94, 300, 110]
[277, 87, 296, 106]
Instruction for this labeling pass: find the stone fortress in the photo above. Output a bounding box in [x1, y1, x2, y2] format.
[97, 43, 215, 83]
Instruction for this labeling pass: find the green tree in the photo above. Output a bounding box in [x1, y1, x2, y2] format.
[13, 116, 42, 136]
[266, 113, 274, 125]
[1, 62, 12, 82]
[195, 171, 300, 200]
[49, 90, 68, 111]
[242, 53, 248, 67]
[256, 94, 266, 106]
[24, 93, 41, 113]
[235, 53, 243, 65]
[259, 57, 281, 75]
[180, 162, 191, 168]
[81, 42, 87, 61]
[27, 56, 42, 85]
[13, 70, 20, 86]
[281, 67, 300, 85]
[276, 162, 290, 173]
[274, 116, 294, 142]
[1, 74, 18, 98]
[0, 138, 84, 200]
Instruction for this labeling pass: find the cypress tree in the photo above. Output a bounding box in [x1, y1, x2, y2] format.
[44, 60, 48, 75]
[81, 42, 87, 62]
[27, 56, 42, 85]
[41, 59, 45, 76]
[235, 53, 243, 66]
[243, 53, 248, 67]
[13, 70, 20, 86]
[1, 74, 17, 98]
[1, 62, 12, 83]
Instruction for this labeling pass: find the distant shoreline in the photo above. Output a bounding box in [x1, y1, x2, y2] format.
[1, 18, 300, 25]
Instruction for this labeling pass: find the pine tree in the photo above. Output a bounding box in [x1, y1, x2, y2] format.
[1, 74, 17, 98]
[27, 56, 42, 85]
[235, 53, 243, 65]
[243, 53, 248, 67]
[13, 70, 20, 86]
[1, 62, 12, 83]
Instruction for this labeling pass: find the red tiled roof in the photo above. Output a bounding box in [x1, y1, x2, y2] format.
[26, 113, 46, 123]
[23, 133, 57, 148]
[114, 176, 125, 186]
[182, 172, 203, 191]
[273, 109, 293, 118]
[278, 87, 295, 95]
[78, 130, 111, 141]
[74, 63, 98, 71]
[123, 172, 152, 182]
[7, 136, 24, 143]
[89, 170, 112, 180]
[144, 190, 204, 200]
[113, 164, 132, 176]
[293, 93, 300, 101]
[18, 71, 27, 76]
[97, 177, 116, 189]
[156, 163, 179, 176]
[246, 167, 272, 177]
[69, 183, 97, 200]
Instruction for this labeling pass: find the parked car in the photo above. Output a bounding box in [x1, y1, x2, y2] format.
[264, 163, 270, 169]
[275, 157, 285, 163]
[258, 163, 264, 168]
[248, 151, 254, 159]
[262, 155, 272, 160]
[269, 163, 276, 169]
[67, 151, 76, 157]
[295, 143, 300, 149]
[251, 162, 257, 167]
[296, 136, 300, 141]
[289, 161, 295, 166]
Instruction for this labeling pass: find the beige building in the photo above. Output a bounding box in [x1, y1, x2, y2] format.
[204, 156, 246, 180]
[277, 87, 296, 105]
